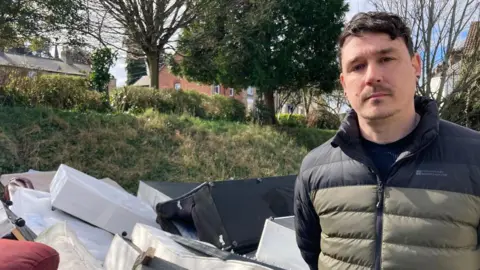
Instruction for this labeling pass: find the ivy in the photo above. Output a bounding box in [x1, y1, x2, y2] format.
[90, 47, 117, 94]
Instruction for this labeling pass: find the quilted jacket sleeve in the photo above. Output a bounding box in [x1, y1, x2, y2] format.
[294, 173, 321, 270]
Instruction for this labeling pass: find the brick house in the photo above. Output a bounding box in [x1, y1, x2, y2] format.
[133, 63, 257, 111]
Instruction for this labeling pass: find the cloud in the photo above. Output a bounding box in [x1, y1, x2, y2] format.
[110, 57, 127, 87]
[345, 0, 375, 21]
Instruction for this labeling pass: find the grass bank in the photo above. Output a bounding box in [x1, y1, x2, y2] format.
[0, 106, 336, 193]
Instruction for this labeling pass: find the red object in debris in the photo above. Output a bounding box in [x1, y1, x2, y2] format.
[0, 239, 59, 270]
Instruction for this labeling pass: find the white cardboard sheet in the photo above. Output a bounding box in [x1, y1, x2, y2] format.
[10, 187, 114, 262]
[0, 203, 14, 238]
[49, 164, 159, 239]
[104, 234, 140, 270]
[255, 216, 309, 270]
[131, 223, 274, 270]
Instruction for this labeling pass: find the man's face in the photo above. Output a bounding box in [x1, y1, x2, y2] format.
[340, 32, 421, 121]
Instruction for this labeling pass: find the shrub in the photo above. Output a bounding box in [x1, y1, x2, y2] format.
[111, 86, 246, 122]
[249, 101, 273, 125]
[277, 113, 307, 127]
[3, 73, 106, 111]
[110, 86, 166, 113]
[307, 109, 341, 130]
[203, 94, 246, 122]
[167, 90, 206, 117]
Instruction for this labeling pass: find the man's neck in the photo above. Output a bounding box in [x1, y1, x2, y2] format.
[358, 109, 419, 144]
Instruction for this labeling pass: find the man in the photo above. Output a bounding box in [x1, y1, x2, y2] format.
[294, 11, 480, 270]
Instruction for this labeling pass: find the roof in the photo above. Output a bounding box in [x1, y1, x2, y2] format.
[0, 53, 91, 76]
[463, 21, 479, 54]
[133, 75, 150, 86]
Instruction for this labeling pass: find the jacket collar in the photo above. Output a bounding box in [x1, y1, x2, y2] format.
[331, 95, 440, 150]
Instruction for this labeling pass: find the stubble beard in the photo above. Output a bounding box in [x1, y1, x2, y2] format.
[360, 99, 399, 121]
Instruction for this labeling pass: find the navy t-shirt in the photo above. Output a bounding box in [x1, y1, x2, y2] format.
[361, 130, 415, 182]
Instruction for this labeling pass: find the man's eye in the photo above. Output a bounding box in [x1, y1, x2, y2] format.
[381, 57, 394, 62]
[352, 64, 365, 71]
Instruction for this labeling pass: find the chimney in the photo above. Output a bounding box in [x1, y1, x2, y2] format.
[61, 47, 73, 65]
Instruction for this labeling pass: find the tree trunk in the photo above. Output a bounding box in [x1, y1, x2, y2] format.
[264, 91, 277, 125]
[465, 84, 472, 128]
[146, 52, 159, 89]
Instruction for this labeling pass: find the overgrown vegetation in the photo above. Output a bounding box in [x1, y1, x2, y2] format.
[110, 86, 247, 122]
[0, 73, 106, 112]
[0, 106, 335, 193]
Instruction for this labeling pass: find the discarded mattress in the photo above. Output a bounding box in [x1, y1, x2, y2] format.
[131, 223, 280, 270]
[155, 175, 296, 254]
[256, 216, 309, 270]
[49, 164, 159, 239]
[34, 222, 104, 270]
[9, 187, 114, 262]
[104, 234, 187, 270]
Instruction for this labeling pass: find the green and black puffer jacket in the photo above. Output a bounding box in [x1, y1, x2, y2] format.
[294, 96, 480, 270]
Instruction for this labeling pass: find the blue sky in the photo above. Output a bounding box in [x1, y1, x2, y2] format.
[109, 0, 374, 87]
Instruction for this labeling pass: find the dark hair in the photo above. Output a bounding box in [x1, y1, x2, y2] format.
[338, 12, 414, 61]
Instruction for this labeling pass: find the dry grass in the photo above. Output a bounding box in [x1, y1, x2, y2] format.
[0, 106, 335, 193]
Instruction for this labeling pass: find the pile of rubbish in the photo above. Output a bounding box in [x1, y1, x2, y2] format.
[0, 164, 309, 270]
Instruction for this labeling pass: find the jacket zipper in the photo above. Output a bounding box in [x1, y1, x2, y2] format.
[372, 140, 434, 270]
[336, 135, 435, 270]
[374, 176, 384, 270]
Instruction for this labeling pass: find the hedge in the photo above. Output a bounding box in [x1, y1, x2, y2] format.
[0, 73, 340, 128]
[307, 109, 341, 130]
[0, 73, 106, 111]
[110, 86, 247, 122]
[277, 113, 307, 127]
[276, 109, 340, 130]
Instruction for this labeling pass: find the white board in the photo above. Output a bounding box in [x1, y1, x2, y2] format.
[137, 181, 173, 208]
[49, 164, 159, 239]
[104, 234, 187, 270]
[0, 203, 14, 238]
[255, 216, 309, 270]
[10, 187, 114, 262]
[131, 223, 275, 270]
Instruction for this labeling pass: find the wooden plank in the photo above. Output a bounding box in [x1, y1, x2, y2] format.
[11, 228, 26, 241]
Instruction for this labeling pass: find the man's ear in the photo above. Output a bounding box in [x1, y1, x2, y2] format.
[340, 73, 348, 97]
[340, 73, 345, 89]
[412, 53, 422, 78]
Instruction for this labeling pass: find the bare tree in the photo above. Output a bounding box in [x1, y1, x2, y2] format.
[316, 89, 350, 119]
[370, 0, 479, 111]
[80, 0, 204, 89]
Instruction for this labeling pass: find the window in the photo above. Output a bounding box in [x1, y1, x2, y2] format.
[229, 88, 234, 96]
[174, 83, 181, 90]
[247, 86, 254, 96]
[213, 85, 220, 94]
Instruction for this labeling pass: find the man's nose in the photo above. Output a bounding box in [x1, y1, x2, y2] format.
[364, 63, 383, 85]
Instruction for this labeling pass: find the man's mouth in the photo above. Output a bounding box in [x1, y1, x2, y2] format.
[367, 93, 388, 99]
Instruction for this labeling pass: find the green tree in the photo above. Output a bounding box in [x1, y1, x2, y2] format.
[172, 0, 348, 124]
[90, 47, 117, 98]
[126, 58, 147, 86]
[0, 0, 86, 49]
